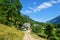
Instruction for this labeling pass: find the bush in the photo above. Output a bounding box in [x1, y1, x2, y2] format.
[56, 29, 60, 37]
[49, 36, 59, 40]
[31, 25, 43, 34]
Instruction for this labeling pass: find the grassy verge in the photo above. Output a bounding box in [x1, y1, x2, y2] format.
[30, 32, 47, 40]
[0, 23, 24, 40]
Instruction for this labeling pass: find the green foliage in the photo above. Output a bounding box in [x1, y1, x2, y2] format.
[44, 24, 54, 40]
[44, 24, 54, 36]
[31, 24, 46, 37]
[49, 37, 59, 40]
[0, 0, 24, 30]
[53, 24, 60, 40]
[54, 24, 60, 28]
[44, 24, 60, 40]
[56, 29, 60, 37]
[32, 26, 42, 34]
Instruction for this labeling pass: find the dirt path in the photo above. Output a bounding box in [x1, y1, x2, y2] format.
[23, 31, 39, 40]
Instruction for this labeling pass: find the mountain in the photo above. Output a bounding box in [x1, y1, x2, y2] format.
[47, 15, 60, 24]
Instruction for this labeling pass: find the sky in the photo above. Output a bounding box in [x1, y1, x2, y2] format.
[20, 0, 60, 22]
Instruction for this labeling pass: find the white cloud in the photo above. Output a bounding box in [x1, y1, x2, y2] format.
[23, 2, 53, 13]
[51, 0, 60, 3]
[21, 10, 32, 14]
[22, 0, 60, 14]
[33, 2, 52, 12]
[25, 10, 31, 13]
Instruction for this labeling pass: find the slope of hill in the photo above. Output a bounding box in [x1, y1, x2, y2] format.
[0, 23, 24, 40]
[47, 15, 60, 24]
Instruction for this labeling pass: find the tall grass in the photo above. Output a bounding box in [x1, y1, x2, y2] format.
[0, 23, 24, 40]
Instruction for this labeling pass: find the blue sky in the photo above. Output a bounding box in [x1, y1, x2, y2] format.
[20, 0, 60, 22]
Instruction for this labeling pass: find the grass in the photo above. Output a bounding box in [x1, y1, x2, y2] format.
[0, 23, 24, 40]
[30, 32, 47, 40]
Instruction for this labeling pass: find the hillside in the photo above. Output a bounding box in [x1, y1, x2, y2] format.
[47, 15, 60, 24]
[0, 23, 24, 40]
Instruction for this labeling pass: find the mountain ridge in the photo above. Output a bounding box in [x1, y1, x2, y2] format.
[47, 15, 60, 24]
